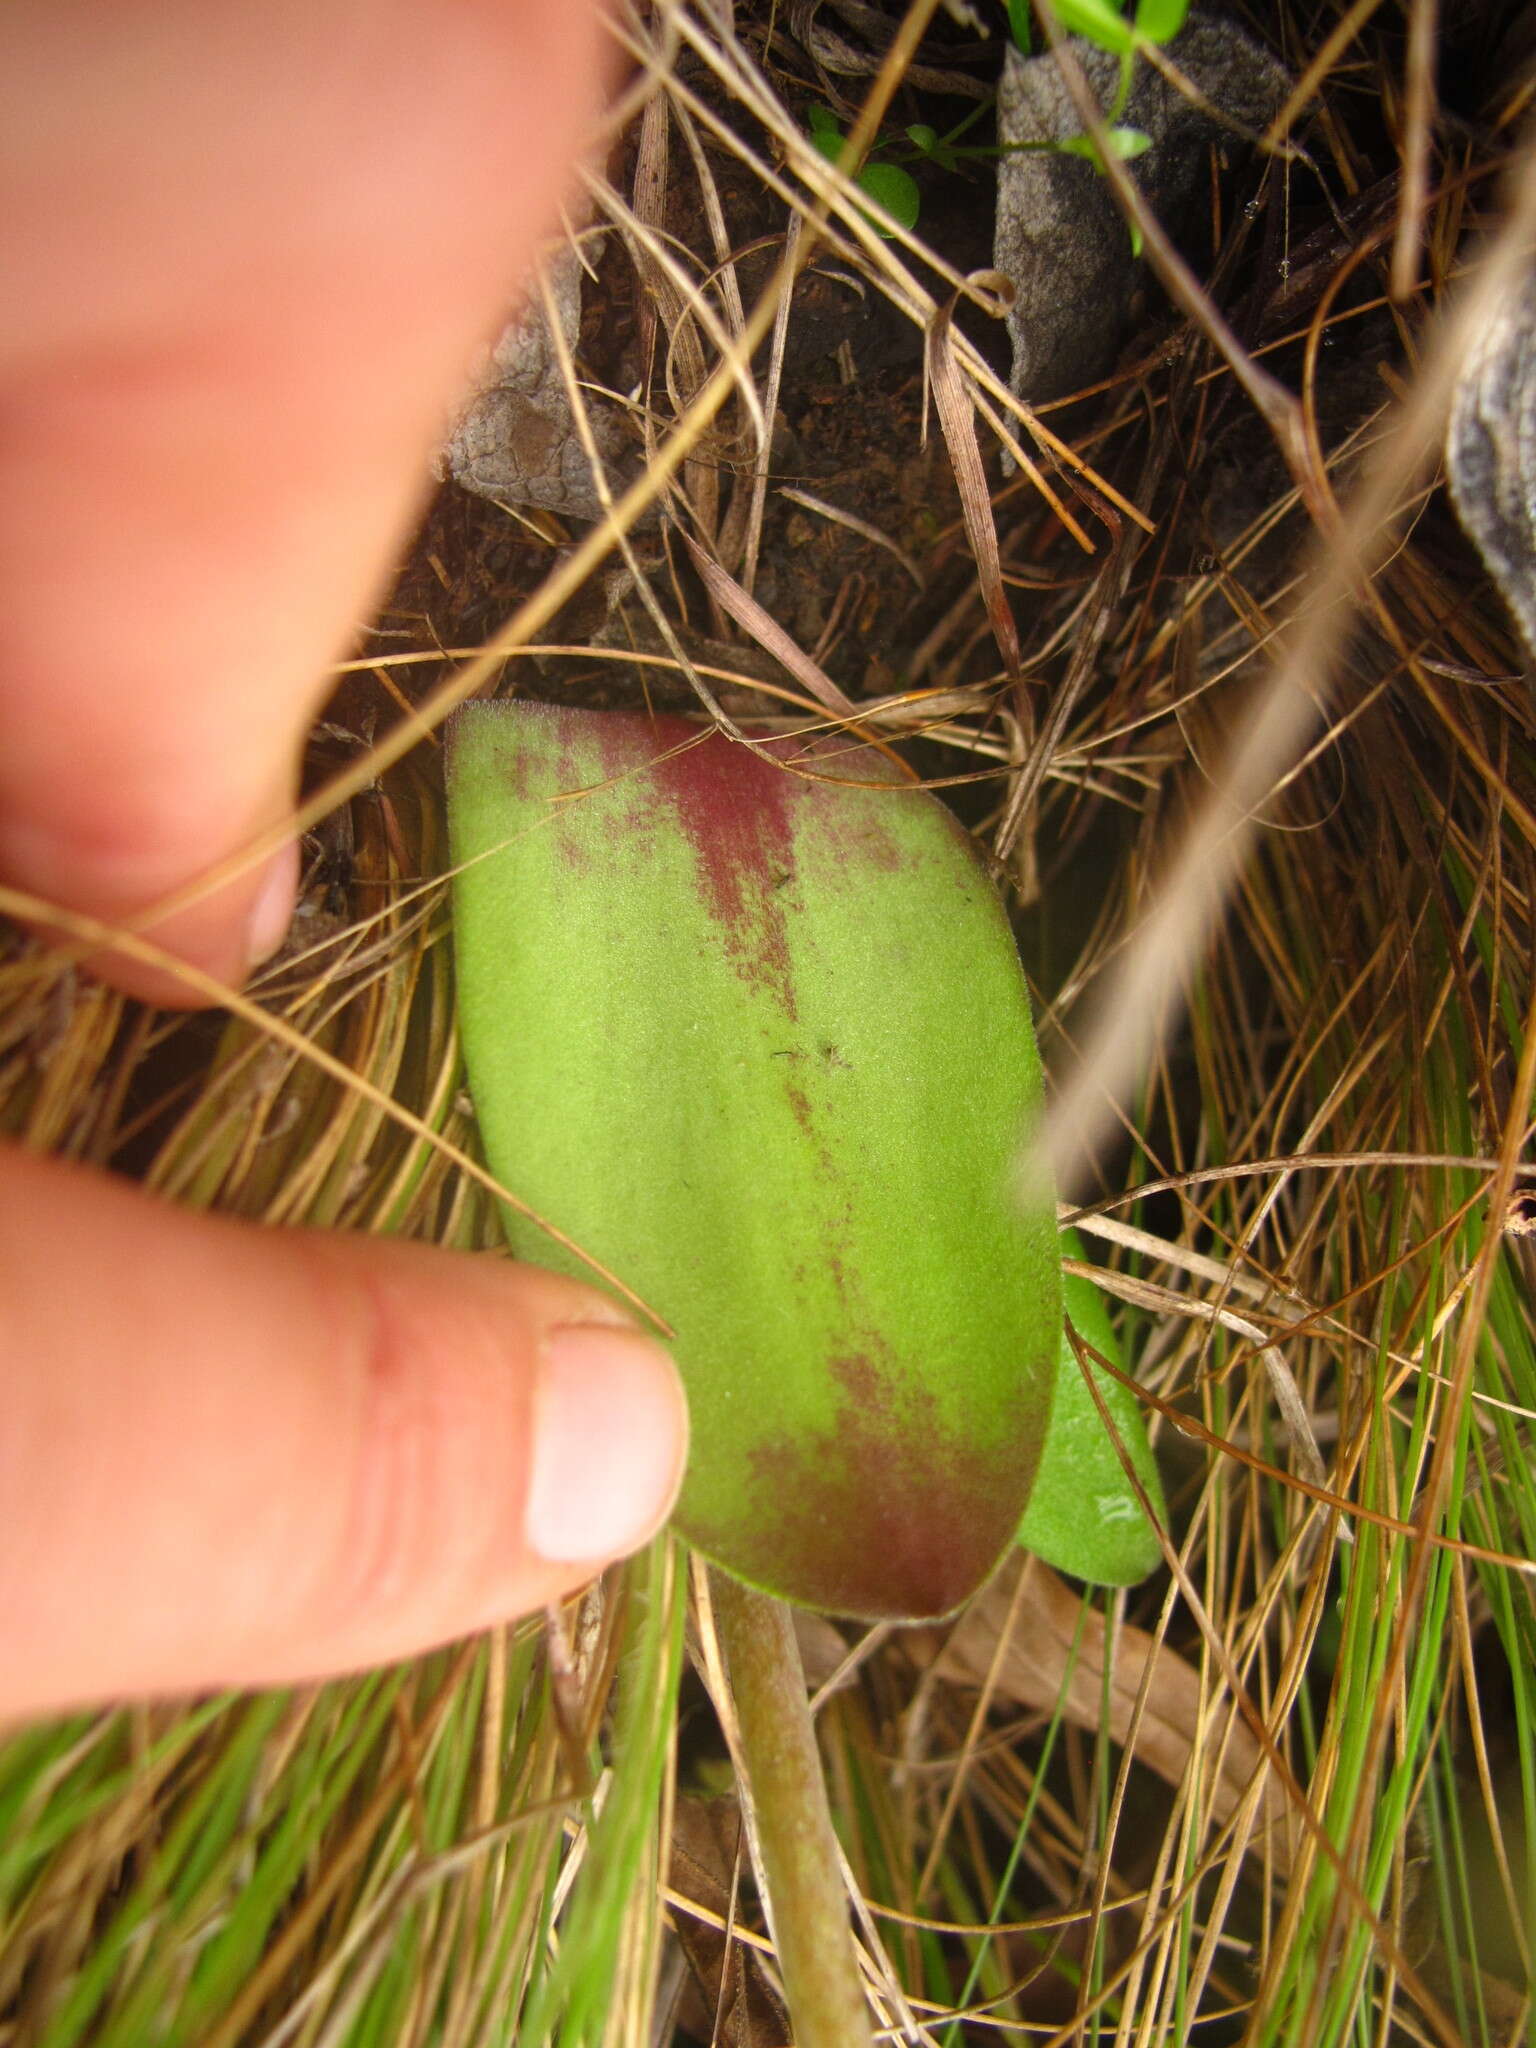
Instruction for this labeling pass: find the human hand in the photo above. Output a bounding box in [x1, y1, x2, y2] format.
[0, 0, 688, 1721]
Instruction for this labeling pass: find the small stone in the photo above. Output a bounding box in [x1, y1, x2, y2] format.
[439, 239, 628, 521]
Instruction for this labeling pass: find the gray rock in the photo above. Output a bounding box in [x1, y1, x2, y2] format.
[440, 240, 627, 521]
[1446, 259, 1536, 663]
[995, 15, 1290, 403]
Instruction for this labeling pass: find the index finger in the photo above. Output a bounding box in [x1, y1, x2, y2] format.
[0, 0, 610, 1003]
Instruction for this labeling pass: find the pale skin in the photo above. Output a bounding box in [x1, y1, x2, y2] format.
[0, 0, 688, 1721]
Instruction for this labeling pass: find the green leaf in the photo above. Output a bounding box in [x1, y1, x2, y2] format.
[1134, 0, 1190, 44]
[856, 161, 921, 234]
[1051, 0, 1136, 55]
[805, 113, 920, 235]
[1111, 44, 1134, 119]
[1016, 1229, 1166, 1585]
[908, 122, 961, 173]
[448, 705, 1061, 1620]
[807, 106, 850, 173]
[1056, 123, 1152, 164]
[1006, 0, 1033, 53]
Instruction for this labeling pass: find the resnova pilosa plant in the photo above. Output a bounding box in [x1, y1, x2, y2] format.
[449, 703, 1161, 1618]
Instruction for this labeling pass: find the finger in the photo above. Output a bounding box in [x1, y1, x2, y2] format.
[0, 0, 610, 1003]
[0, 1147, 687, 1720]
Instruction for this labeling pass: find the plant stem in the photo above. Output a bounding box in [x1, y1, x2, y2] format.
[711, 1572, 874, 2048]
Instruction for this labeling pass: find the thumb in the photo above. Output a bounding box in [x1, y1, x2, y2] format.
[0, 1148, 688, 1720]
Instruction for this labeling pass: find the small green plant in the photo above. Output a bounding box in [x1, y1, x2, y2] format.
[806, 101, 921, 236]
[802, 100, 1024, 241]
[804, 0, 1189, 253]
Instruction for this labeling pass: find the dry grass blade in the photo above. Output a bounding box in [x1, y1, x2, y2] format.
[680, 531, 862, 717]
[924, 286, 1022, 678]
[1391, 0, 1439, 303]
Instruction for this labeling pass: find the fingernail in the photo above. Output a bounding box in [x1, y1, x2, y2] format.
[246, 844, 299, 967]
[525, 1325, 688, 1564]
